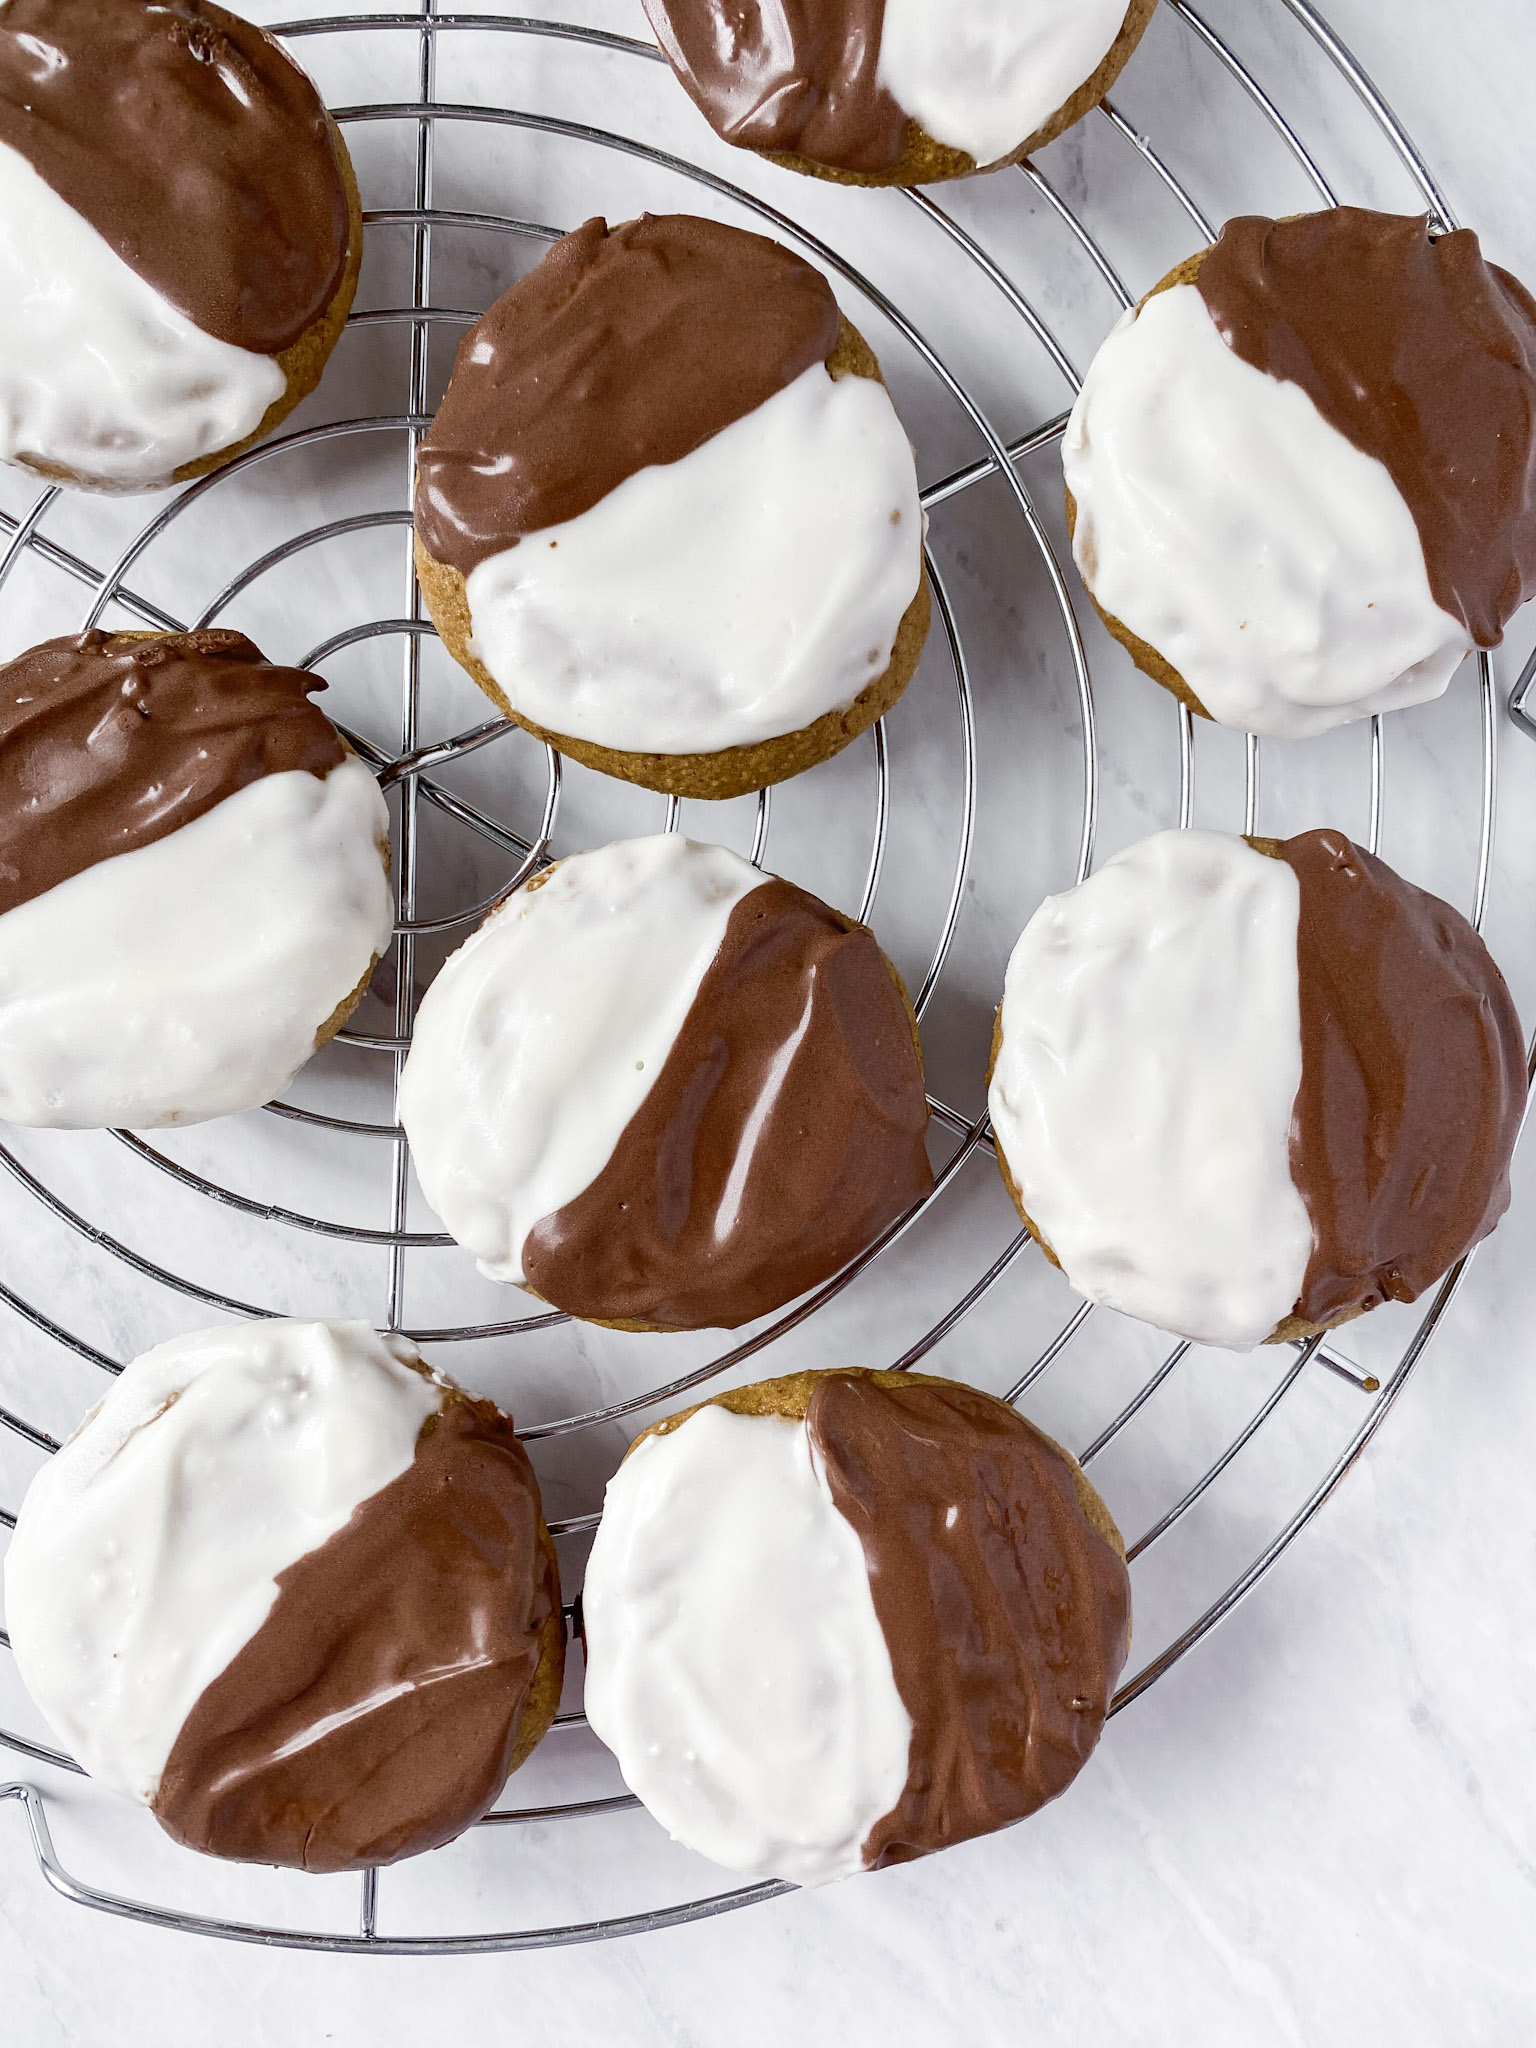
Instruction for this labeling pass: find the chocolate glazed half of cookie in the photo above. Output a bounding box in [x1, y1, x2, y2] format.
[1261, 828, 1528, 1337]
[521, 879, 935, 1330]
[0, 629, 345, 916]
[0, 0, 351, 354]
[806, 1373, 1131, 1862]
[1199, 210, 1536, 650]
[153, 1398, 563, 1872]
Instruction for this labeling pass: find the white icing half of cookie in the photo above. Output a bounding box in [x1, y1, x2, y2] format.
[0, 140, 286, 489]
[1062, 285, 1472, 739]
[877, 0, 1129, 165]
[0, 757, 392, 1129]
[988, 829, 1314, 1349]
[2, 1320, 441, 1800]
[582, 1404, 912, 1887]
[398, 835, 763, 1284]
[463, 363, 922, 755]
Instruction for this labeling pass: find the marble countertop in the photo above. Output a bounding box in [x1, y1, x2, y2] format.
[3, 1, 1535, 2041]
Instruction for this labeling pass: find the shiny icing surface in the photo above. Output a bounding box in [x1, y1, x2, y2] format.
[1063, 284, 1471, 739]
[0, 0, 350, 355]
[1275, 829, 1526, 1330]
[0, 630, 345, 915]
[3, 1320, 442, 1803]
[0, 137, 284, 487]
[398, 836, 762, 1286]
[645, 0, 900, 172]
[808, 1375, 1131, 1863]
[521, 875, 933, 1330]
[876, 0, 1131, 165]
[1197, 211, 1536, 650]
[155, 1394, 557, 1873]
[643, 0, 1129, 170]
[415, 215, 841, 576]
[988, 829, 1313, 1350]
[0, 755, 392, 1128]
[462, 361, 923, 754]
[581, 1403, 913, 1887]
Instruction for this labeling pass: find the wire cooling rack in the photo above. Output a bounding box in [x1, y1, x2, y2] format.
[1, 0, 1532, 1955]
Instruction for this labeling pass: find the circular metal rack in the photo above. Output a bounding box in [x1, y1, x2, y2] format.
[0, 0, 1530, 1956]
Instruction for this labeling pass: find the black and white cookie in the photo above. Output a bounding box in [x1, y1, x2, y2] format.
[582, 1368, 1131, 1885]
[987, 828, 1526, 1348]
[397, 834, 934, 1331]
[0, 629, 392, 1128]
[643, 0, 1156, 187]
[0, 0, 361, 491]
[3, 1318, 564, 1871]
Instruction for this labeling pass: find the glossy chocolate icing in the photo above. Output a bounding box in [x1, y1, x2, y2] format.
[520, 879, 934, 1330]
[806, 1374, 1131, 1865]
[1197, 210, 1536, 647]
[153, 1397, 560, 1873]
[0, 630, 345, 918]
[1273, 828, 1527, 1331]
[0, 0, 350, 354]
[414, 213, 843, 575]
[641, 0, 907, 174]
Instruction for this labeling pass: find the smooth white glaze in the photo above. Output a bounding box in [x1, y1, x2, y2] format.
[2, 1320, 442, 1800]
[878, 0, 1129, 164]
[398, 835, 764, 1284]
[0, 140, 286, 490]
[463, 363, 923, 756]
[0, 757, 392, 1129]
[1062, 284, 1472, 740]
[582, 1404, 912, 1887]
[988, 829, 1314, 1349]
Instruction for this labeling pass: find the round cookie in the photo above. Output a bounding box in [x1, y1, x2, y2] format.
[0, 0, 363, 493]
[396, 834, 934, 1331]
[580, 1366, 1132, 1885]
[413, 213, 929, 800]
[0, 628, 394, 1128]
[642, 0, 1157, 188]
[986, 827, 1527, 1350]
[1062, 208, 1536, 739]
[3, 1318, 565, 1871]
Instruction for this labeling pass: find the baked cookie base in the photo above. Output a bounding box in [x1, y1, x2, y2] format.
[416, 317, 933, 801]
[507, 1516, 567, 1776]
[11, 116, 365, 498]
[761, 0, 1158, 189]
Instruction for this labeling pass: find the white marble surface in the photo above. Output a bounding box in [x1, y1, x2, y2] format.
[3, 1, 1536, 2040]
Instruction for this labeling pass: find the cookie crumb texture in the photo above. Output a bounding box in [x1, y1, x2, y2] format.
[414, 214, 927, 795]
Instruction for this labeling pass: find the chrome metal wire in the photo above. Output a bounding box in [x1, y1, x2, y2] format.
[0, 0, 1525, 1953]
